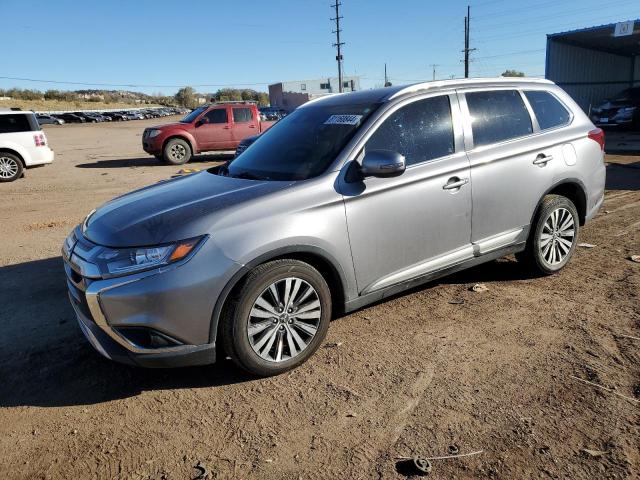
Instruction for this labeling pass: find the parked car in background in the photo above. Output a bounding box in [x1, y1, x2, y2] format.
[65, 78, 605, 375]
[54, 113, 85, 123]
[142, 102, 276, 164]
[260, 107, 287, 120]
[36, 114, 64, 125]
[0, 110, 54, 182]
[590, 86, 640, 129]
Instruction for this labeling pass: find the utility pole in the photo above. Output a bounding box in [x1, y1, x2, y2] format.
[463, 5, 475, 78]
[430, 64, 439, 81]
[331, 1, 345, 93]
[384, 63, 392, 87]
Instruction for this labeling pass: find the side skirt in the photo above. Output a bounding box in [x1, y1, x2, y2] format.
[343, 242, 526, 314]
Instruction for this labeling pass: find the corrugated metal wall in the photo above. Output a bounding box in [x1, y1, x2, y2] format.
[546, 40, 636, 112]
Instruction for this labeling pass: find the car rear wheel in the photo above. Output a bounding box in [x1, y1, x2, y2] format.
[221, 259, 332, 376]
[163, 138, 192, 165]
[516, 194, 579, 275]
[0, 153, 23, 182]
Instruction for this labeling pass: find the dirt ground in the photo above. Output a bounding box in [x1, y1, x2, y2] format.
[0, 119, 638, 480]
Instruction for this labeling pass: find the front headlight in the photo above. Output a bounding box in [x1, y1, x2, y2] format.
[95, 236, 204, 277]
[148, 129, 162, 138]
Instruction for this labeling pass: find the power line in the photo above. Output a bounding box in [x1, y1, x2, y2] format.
[0, 75, 274, 89]
[331, 0, 345, 93]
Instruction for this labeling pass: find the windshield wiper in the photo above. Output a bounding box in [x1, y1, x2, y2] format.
[231, 171, 266, 181]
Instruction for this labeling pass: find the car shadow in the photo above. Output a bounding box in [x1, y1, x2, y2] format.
[605, 161, 640, 191]
[0, 257, 254, 408]
[76, 153, 233, 169]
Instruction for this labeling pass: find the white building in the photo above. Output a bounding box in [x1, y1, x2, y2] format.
[269, 76, 361, 111]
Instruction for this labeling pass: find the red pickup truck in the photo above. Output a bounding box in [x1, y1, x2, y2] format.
[142, 102, 275, 165]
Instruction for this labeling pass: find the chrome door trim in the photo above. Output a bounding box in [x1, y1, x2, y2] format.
[361, 245, 474, 294]
[472, 228, 524, 255]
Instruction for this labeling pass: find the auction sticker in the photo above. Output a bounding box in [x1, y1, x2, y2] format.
[324, 114, 363, 125]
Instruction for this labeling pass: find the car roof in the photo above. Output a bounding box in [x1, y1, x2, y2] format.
[300, 77, 554, 108]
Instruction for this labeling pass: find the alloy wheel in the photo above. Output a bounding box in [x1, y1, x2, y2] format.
[539, 207, 575, 266]
[247, 277, 322, 362]
[170, 144, 186, 161]
[0, 157, 19, 179]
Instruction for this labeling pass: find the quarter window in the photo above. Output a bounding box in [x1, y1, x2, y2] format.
[524, 90, 571, 130]
[0, 114, 32, 133]
[365, 96, 454, 166]
[233, 107, 253, 123]
[204, 109, 228, 124]
[465, 90, 533, 147]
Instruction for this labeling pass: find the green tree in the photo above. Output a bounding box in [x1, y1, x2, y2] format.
[501, 69, 525, 77]
[175, 87, 197, 108]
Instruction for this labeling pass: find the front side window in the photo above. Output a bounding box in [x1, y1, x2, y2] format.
[0, 114, 32, 133]
[524, 90, 571, 130]
[466, 90, 533, 147]
[365, 96, 454, 166]
[205, 108, 228, 124]
[233, 107, 252, 123]
[220, 102, 379, 181]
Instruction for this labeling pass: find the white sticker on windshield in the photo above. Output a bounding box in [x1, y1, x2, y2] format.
[324, 114, 363, 125]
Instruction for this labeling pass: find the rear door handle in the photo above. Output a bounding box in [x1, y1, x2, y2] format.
[443, 177, 469, 190]
[248, 124, 256, 128]
[533, 154, 554, 166]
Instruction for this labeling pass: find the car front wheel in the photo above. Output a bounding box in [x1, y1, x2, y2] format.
[163, 138, 192, 165]
[517, 194, 579, 275]
[221, 259, 332, 376]
[0, 153, 23, 182]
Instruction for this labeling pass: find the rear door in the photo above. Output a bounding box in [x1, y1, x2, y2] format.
[231, 106, 258, 146]
[460, 88, 563, 247]
[194, 107, 234, 150]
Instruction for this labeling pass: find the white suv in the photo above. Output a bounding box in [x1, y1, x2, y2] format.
[0, 110, 54, 182]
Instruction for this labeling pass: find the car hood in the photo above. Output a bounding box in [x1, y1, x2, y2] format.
[83, 171, 288, 247]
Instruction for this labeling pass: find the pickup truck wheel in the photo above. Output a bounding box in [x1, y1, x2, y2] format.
[0, 153, 23, 182]
[163, 138, 192, 165]
[517, 195, 579, 275]
[221, 259, 332, 377]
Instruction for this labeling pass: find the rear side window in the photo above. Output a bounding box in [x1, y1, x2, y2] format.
[365, 95, 454, 166]
[233, 107, 253, 123]
[0, 114, 33, 133]
[466, 90, 533, 147]
[204, 109, 228, 124]
[524, 91, 571, 130]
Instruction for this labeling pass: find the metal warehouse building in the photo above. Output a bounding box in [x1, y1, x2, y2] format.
[546, 19, 639, 115]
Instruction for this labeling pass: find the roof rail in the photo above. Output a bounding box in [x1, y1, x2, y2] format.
[207, 100, 258, 105]
[388, 77, 553, 100]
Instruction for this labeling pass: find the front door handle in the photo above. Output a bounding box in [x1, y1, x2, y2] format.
[533, 154, 554, 166]
[443, 177, 469, 190]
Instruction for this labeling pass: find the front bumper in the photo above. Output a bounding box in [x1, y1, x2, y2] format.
[63, 227, 239, 367]
[142, 132, 163, 154]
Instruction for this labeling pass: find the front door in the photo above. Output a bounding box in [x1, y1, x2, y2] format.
[194, 107, 233, 150]
[342, 94, 473, 294]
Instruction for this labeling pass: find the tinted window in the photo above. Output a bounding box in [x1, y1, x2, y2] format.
[365, 96, 454, 166]
[205, 108, 228, 124]
[233, 108, 252, 123]
[221, 102, 379, 181]
[0, 114, 32, 133]
[524, 91, 570, 130]
[466, 90, 532, 147]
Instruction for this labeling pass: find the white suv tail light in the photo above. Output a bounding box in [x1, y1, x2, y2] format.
[34, 133, 46, 147]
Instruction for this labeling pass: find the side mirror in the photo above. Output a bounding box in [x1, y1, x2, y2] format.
[361, 150, 406, 178]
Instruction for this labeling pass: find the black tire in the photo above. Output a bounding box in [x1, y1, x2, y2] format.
[153, 155, 163, 162]
[0, 152, 24, 183]
[221, 259, 332, 377]
[163, 138, 192, 165]
[516, 194, 579, 275]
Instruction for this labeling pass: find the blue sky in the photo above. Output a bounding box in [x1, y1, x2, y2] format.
[2, 0, 638, 94]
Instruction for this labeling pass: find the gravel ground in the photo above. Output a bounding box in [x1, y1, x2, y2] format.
[0, 119, 638, 479]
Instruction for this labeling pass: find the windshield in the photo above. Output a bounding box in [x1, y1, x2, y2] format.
[219, 102, 379, 181]
[180, 106, 206, 123]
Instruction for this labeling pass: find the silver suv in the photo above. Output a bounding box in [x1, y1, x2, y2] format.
[63, 78, 605, 376]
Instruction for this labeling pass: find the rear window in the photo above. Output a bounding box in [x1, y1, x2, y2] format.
[466, 90, 533, 147]
[0, 114, 35, 133]
[233, 107, 253, 123]
[524, 91, 571, 130]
